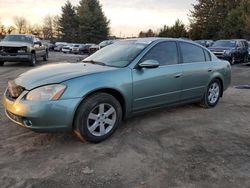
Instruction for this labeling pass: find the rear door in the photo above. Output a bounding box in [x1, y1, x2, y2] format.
[179, 42, 212, 101]
[132, 41, 182, 111]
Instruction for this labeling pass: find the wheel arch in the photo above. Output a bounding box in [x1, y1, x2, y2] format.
[211, 76, 224, 97]
[73, 88, 127, 123]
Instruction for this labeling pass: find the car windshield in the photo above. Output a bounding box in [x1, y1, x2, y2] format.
[3, 35, 33, 44]
[212, 40, 236, 48]
[73, 45, 79, 47]
[83, 40, 149, 67]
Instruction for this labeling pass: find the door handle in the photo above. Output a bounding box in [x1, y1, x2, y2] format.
[208, 69, 213, 72]
[174, 73, 183, 78]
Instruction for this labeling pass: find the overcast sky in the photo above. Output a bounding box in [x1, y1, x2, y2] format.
[0, 0, 196, 37]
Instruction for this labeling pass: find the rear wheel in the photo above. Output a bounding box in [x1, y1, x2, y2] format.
[243, 54, 248, 63]
[43, 50, 48, 61]
[29, 53, 37, 66]
[200, 79, 222, 108]
[0, 61, 4, 66]
[74, 93, 122, 143]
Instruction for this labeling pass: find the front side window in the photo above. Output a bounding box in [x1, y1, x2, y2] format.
[180, 42, 205, 63]
[141, 41, 178, 66]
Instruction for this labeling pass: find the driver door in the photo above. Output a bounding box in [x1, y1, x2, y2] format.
[132, 41, 182, 112]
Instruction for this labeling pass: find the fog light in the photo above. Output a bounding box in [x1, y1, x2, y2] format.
[23, 118, 33, 127]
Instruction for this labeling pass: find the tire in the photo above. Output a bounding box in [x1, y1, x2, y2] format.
[74, 92, 122, 143]
[43, 50, 48, 61]
[230, 55, 235, 65]
[243, 54, 248, 63]
[0, 61, 4, 66]
[29, 53, 36, 66]
[200, 79, 222, 108]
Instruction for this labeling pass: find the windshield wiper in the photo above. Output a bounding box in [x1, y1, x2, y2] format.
[82, 60, 107, 66]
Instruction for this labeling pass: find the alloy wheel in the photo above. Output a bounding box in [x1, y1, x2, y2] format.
[87, 103, 117, 137]
[208, 82, 220, 104]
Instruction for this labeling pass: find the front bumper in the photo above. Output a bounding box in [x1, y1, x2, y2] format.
[2, 89, 82, 132]
[0, 53, 31, 62]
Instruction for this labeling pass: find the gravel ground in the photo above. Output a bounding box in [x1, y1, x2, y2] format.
[0, 52, 250, 188]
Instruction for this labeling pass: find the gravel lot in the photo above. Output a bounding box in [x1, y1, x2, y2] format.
[0, 52, 250, 188]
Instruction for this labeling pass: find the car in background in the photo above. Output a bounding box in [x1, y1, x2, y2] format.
[195, 40, 214, 48]
[41, 40, 56, 51]
[71, 44, 84, 54]
[79, 43, 95, 54]
[2, 38, 231, 143]
[209, 39, 249, 65]
[62, 44, 74, 53]
[89, 40, 116, 54]
[0, 34, 48, 66]
[54, 42, 68, 52]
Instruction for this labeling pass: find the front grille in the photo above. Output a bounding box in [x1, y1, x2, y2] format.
[0, 46, 27, 54]
[7, 80, 24, 99]
[6, 110, 23, 125]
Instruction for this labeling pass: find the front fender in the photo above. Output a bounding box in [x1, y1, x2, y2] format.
[61, 67, 133, 117]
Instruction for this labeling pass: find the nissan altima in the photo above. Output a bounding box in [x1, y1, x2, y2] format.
[2, 38, 231, 143]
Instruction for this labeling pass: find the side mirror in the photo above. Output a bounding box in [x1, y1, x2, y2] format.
[138, 60, 160, 69]
[34, 41, 42, 46]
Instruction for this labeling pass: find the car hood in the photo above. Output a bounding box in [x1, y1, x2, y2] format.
[0, 41, 32, 47]
[14, 63, 117, 90]
[209, 47, 234, 51]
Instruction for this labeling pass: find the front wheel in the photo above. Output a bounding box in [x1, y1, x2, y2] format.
[200, 79, 222, 108]
[0, 61, 4, 66]
[230, 55, 235, 65]
[74, 93, 122, 143]
[29, 53, 36, 66]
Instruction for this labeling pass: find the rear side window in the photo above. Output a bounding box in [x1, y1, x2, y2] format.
[141, 41, 178, 66]
[204, 49, 211, 61]
[180, 42, 205, 63]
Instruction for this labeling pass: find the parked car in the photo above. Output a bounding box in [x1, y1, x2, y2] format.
[54, 42, 68, 52]
[209, 39, 249, 65]
[62, 44, 74, 53]
[89, 40, 116, 54]
[2, 38, 231, 143]
[0, 34, 48, 66]
[71, 44, 84, 54]
[195, 40, 213, 48]
[79, 43, 95, 54]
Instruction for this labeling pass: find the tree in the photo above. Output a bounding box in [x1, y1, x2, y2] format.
[159, 19, 188, 38]
[59, 1, 79, 42]
[138, 29, 156, 38]
[42, 15, 54, 41]
[77, 0, 109, 43]
[53, 16, 61, 40]
[13, 16, 27, 34]
[189, 0, 241, 40]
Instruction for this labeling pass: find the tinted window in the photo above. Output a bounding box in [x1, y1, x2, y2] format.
[141, 42, 178, 66]
[180, 42, 205, 63]
[212, 40, 236, 48]
[204, 49, 211, 61]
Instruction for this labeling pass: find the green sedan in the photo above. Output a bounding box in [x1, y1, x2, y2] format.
[2, 38, 231, 142]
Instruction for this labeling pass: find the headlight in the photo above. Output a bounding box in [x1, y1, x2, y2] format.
[26, 84, 66, 101]
[17, 47, 27, 53]
[224, 50, 231, 55]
